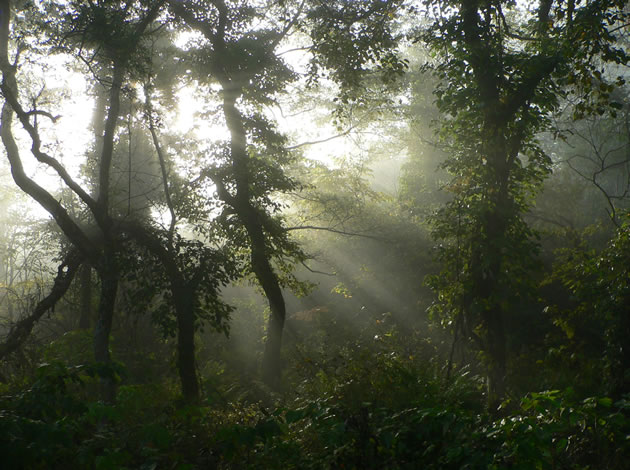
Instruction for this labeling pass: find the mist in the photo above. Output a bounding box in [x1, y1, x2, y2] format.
[1, 1, 630, 468]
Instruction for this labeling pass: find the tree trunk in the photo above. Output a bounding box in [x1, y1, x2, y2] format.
[469, 236, 508, 410]
[483, 204, 509, 409]
[484, 305, 507, 409]
[118, 221, 203, 402]
[243, 215, 286, 388]
[0, 250, 82, 361]
[259, 271, 286, 388]
[93, 257, 118, 403]
[78, 264, 92, 329]
[173, 286, 199, 403]
[469, 137, 512, 410]
[216, 82, 289, 387]
[172, 3, 292, 387]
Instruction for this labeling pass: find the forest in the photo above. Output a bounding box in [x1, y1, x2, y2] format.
[1, 0, 630, 468]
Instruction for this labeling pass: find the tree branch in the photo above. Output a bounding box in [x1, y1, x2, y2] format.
[0, 0, 97, 258]
[286, 125, 355, 150]
[97, 60, 124, 221]
[285, 224, 387, 241]
[300, 260, 335, 276]
[24, 109, 61, 122]
[144, 82, 177, 239]
[0, 82, 100, 215]
[0, 249, 83, 362]
[270, 0, 307, 49]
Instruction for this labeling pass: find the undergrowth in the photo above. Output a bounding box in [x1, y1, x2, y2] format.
[1, 348, 629, 469]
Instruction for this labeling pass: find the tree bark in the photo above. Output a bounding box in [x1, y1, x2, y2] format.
[246, 219, 286, 387]
[173, 285, 199, 402]
[78, 264, 93, 329]
[93, 252, 119, 403]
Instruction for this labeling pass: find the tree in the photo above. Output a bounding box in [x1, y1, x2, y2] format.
[120, 222, 236, 402]
[0, 0, 164, 400]
[420, 0, 629, 408]
[1, 0, 406, 397]
[167, 0, 407, 386]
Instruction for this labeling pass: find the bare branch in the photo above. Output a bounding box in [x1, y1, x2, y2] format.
[300, 260, 335, 276]
[270, 0, 307, 50]
[0, 82, 100, 215]
[144, 82, 177, 238]
[285, 224, 387, 241]
[287, 126, 355, 150]
[24, 109, 61, 122]
[277, 45, 314, 56]
[526, 211, 575, 230]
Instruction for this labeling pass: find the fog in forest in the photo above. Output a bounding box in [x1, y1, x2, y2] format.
[1, 1, 630, 468]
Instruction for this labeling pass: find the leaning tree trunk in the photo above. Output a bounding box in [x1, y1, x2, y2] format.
[170, 1, 292, 388]
[0, 250, 83, 361]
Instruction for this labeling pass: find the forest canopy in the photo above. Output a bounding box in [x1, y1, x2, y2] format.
[1, 0, 630, 468]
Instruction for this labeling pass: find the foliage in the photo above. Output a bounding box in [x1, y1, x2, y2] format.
[305, 0, 409, 103]
[3, 0, 630, 467]
[552, 213, 630, 397]
[418, 0, 630, 404]
[120, 231, 237, 339]
[2, 356, 630, 469]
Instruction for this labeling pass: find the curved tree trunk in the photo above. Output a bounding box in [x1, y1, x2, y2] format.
[219, 87, 289, 387]
[246, 220, 286, 387]
[167, 0, 291, 388]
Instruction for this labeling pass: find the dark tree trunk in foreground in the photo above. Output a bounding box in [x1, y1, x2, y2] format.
[430, 0, 566, 409]
[173, 286, 199, 402]
[93, 254, 119, 403]
[78, 264, 93, 329]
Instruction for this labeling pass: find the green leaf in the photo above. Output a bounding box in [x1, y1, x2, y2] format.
[598, 397, 613, 408]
